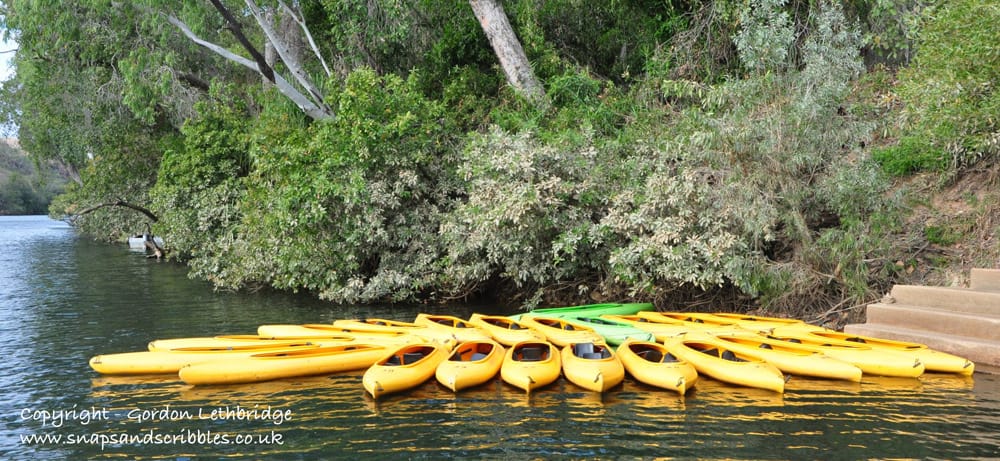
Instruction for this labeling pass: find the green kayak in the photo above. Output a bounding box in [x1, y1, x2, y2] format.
[528, 302, 655, 318]
[559, 316, 655, 345]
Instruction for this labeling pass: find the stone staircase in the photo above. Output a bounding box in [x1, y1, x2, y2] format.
[844, 268, 1000, 374]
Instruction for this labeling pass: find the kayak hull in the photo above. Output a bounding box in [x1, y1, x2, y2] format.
[413, 314, 493, 344]
[779, 329, 974, 376]
[500, 341, 562, 393]
[518, 315, 604, 347]
[435, 340, 505, 392]
[561, 342, 625, 393]
[617, 340, 698, 394]
[665, 334, 785, 393]
[528, 302, 655, 318]
[90, 343, 320, 375]
[712, 333, 863, 382]
[179, 344, 388, 385]
[468, 314, 546, 346]
[765, 330, 925, 378]
[363, 343, 450, 399]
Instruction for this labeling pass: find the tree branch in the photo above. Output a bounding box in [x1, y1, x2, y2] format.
[245, 0, 331, 115]
[278, 0, 331, 78]
[164, 12, 333, 120]
[207, 0, 275, 83]
[74, 200, 159, 222]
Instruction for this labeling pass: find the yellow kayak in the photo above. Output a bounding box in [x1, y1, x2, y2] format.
[518, 315, 604, 347]
[764, 330, 925, 377]
[616, 339, 698, 394]
[258, 324, 412, 340]
[775, 328, 974, 376]
[412, 314, 493, 344]
[711, 333, 863, 382]
[332, 318, 459, 344]
[561, 342, 625, 393]
[332, 318, 426, 333]
[90, 342, 320, 375]
[468, 314, 545, 346]
[363, 343, 450, 399]
[435, 340, 505, 392]
[500, 340, 562, 393]
[147, 335, 352, 352]
[179, 344, 388, 385]
[634, 312, 745, 335]
[708, 313, 830, 332]
[664, 334, 785, 393]
[601, 315, 694, 341]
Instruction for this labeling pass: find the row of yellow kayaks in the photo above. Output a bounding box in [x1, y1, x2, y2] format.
[88, 310, 975, 398]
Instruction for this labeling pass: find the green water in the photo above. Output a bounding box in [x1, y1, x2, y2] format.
[2, 216, 998, 459]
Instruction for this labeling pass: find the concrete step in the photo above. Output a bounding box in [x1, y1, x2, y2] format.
[865, 303, 1000, 342]
[843, 323, 1000, 371]
[889, 285, 1000, 315]
[971, 268, 1000, 291]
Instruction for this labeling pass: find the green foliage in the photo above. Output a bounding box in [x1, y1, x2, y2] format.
[193, 69, 458, 303]
[7, 0, 971, 314]
[149, 84, 250, 261]
[891, 0, 1000, 171]
[734, 0, 794, 74]
[872, 136, 947, 176]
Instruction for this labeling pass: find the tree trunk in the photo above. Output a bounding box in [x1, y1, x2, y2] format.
[468, 0, 547, 106]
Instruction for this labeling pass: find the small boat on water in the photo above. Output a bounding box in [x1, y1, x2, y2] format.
[635, 312, 745, 335]
[561, 342, 625, 393]
[331, 318, 459, 344]
[435, 340, 505, 392]
[764, 330, 925, 378]
[147, 335, 353, 352]
[601, 315, 694, 341]
[665, 334, 786, 393]
[363, 343, 451, 399]
[90, 342, 321, 375]
[559, 316, 655, 345]
[413, 314, 493, 344]
[468, 314, 545, 346]
[707, 313, 829, 332]
[711, 333, 863, 382]
[773, 328, 973, 375]
[528, 302, 654, 318]
[517, 315, 604, 347]
[179, 344, 388, 385]
[616, 340, 698, 394]
[500, 340, 562, 393]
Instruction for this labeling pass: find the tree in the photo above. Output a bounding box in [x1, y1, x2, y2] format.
[468, 0, 546, 106]
[159, 0, 334, 120]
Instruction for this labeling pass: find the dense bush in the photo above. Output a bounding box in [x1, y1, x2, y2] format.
[882, 0, 1000, 174]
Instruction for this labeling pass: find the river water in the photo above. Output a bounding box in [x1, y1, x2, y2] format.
[1, 215, 998, 459]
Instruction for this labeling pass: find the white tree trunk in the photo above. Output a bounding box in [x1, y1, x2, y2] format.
[165, 14, 333, 121]
[468, 0, 547, 106]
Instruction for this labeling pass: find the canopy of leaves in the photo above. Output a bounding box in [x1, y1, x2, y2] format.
[0, 0, 987, 315]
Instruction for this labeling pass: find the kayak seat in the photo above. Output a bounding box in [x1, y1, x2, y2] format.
[403, 352, 424, 365]
[846, 337, 866, 343]
[574, 342, 596, 357]
[721, 350, 746, 362]
[759, 343, 773, 349]
[386, 355, 402, 366]
[643, 350, 663, 363]
[662, 353, 679, 363]
[520, 346, 544, 362]
[470, 352, 488, 361]
[698, 348, 719, 357]
[584, 352, 604, 359]
[563, 324, 576, 331]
